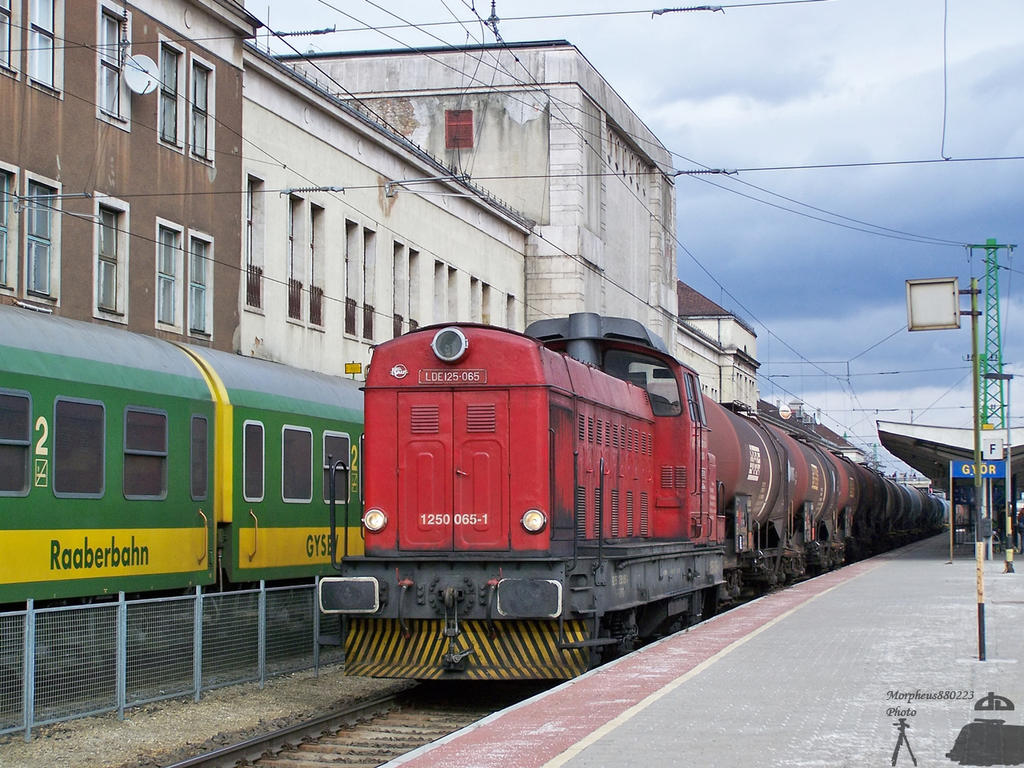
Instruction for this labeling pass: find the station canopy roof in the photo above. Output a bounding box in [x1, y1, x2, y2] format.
[877, 420, 1020, 488]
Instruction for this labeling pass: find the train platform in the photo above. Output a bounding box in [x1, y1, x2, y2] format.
[385, 534, 1024, 768]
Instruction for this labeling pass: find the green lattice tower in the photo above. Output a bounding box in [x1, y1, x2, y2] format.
[975, 238, 1007, 428]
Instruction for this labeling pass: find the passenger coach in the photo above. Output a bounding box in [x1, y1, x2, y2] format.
[0, 305, 363, 607]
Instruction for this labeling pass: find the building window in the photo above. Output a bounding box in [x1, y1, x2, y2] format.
[245, 176, 263, 308]
[362, 228, 376, 340]
[0, 391, 30, 495]
[309, 203, 324, 326]
[96, 205, 119, 311]
[287, 195, 303, 320]
[123, 408, 167, 499]
[0, 171, 9, 286]
[445, 109, 473, 149]
[190, 60, 211, 159]
[26, 180, 55, 296]
[188, 235, 210, 334]
[159, 44, 180, 144]
[344, 219, 359, 335]
[28, 0, 55, 87]
[392, 241, 406, 338]
[407, 248, 419, 330]
[54, 398, 104, 498]
[98, 8, 123, 116]
[0, 0, 11, 70]
[156, 224, 180, 326]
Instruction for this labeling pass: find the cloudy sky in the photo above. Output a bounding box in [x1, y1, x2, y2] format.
[253, 0, 1024, 473]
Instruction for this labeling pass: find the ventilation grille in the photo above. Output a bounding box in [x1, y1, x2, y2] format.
[575, 486, 587, 539]
[410, 405, 440, 434]
[466, 403, 496, 432]
[611, 489, 620, 537]
[626, 491, 635, 537]
[660, 466, 688, 488]
[639, 492, 649, 536]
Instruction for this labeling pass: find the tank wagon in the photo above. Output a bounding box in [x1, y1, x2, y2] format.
[0, 305, 363, 608]
[319, 313, 944, 681]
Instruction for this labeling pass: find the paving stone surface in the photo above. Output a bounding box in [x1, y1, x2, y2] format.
[386, 535, 1024, 768]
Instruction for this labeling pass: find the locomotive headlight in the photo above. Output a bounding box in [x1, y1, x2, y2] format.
[431, 327, 469, 363]
[521, 509, 547, 533]
[363, 508, 388, 532]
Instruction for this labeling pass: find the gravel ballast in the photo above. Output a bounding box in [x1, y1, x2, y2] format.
[0, 665, 410, 768]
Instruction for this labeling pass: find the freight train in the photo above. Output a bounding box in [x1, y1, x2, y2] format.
[0, 304, 364, 608]
[319, 313, 946, 680]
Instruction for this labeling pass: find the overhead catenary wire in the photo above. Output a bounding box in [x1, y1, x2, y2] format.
[9, 3, 999, 466]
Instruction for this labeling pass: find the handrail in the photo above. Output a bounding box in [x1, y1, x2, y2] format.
[596, 456, 605, 571]
[196, 509, 208, 565]
[327, 456, 349, 571]
[248, 510, 258, 561]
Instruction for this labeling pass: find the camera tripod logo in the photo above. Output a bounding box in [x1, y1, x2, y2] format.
[891, 717, 917, 767]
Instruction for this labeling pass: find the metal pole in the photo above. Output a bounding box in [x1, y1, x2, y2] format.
[949, 471, 954, 563]
[1005, 377, 1014, 573]
[969, 278, 986, 661]
[986, 479, 993, 561]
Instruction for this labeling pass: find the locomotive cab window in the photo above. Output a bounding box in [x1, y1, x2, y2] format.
[124, 408, 168, 499]
[190, 415, 208, 501]
[54, 399, 105, 498]
[323, 431, 351, 503]
[243, 421, 264, 502]
[282, 425, 312, 503]
[0, 391, 31, 495]
[683, 374, 707, 425]
[603, 350, 682, 417]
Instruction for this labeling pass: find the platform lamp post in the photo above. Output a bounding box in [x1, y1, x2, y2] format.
[906, 276, 987, 660]
[984, 371, 1014, 574]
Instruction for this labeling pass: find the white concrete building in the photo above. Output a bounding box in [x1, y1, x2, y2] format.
[240, 46, 532, 375]
[279, 41, 679, 349]
[676, 281, 759, 408]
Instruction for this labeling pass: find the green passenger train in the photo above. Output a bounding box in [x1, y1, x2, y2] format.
[0, 304, 363, 607]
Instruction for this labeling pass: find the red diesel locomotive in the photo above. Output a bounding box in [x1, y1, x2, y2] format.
[319, 313, 943, 680]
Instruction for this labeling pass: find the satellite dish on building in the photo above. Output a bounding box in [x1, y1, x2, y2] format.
[124, 54, 159, 95]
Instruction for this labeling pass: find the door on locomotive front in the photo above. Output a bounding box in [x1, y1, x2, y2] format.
[395, 388, 510, 551]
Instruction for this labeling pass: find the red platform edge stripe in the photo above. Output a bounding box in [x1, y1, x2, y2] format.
[388, 555, 888, 768]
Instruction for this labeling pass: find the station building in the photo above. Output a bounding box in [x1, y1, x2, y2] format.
[278, 41, 680, 351]
[676, 281, 759, 408]
[1, 3, 759, 407]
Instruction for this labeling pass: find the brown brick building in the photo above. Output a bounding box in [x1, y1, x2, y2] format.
[0, 0, 258, 349]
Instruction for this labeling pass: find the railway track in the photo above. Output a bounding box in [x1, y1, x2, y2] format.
[165, 682, 548, 768]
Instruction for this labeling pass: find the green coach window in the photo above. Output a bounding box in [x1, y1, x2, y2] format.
[191, 415, 208, 500]
[322, 431, 351, 503]
[124, 408, 167, 499]
[282, 426, 312, 503]
[243, 421, 264, 502]
[0, 392, 30, 494]
[54, 399, 104, 497]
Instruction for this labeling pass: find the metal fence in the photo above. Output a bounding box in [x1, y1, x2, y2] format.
[0, 581, 344, 741]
